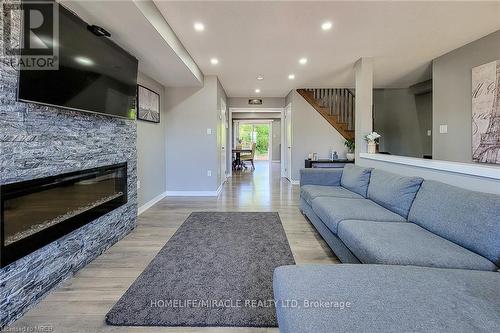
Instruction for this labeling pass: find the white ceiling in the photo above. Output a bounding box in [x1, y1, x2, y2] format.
[154, 0, 500, 97]
[60, 0, 202, 87]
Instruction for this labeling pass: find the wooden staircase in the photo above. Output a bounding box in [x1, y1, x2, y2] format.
[297, 88, 355, 140]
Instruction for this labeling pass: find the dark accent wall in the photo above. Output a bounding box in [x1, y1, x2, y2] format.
[0, 2, 137, 327]
[373, 88, 433, 158]
[433, 29, 500, 162]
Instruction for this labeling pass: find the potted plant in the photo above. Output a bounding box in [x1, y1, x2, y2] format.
[364, 132, 381, 154]
[344, 139, 355, 161]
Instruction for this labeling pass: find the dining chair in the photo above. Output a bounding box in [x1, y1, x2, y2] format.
[241, 143, 256, 170]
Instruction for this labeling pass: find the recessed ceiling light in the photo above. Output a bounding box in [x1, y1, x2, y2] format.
[257, 75, 264, 80]
[255, 88, 261, 93]
[288, 74, 295, 80]
[194, 22, 205, 31]
[210, 58, 219, 65]
[299, 57, 308, 65]
[321, 21, 333, 31]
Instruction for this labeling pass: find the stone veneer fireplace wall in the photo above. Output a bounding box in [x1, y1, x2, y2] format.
[0, 2, 137, 327]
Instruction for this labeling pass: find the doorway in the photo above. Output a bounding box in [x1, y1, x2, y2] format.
[236, 122, 272, 161]
[228, 108, 284, 177]
[284, 103, 292, 181]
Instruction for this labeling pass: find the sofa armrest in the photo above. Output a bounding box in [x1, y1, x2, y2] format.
[300, 168, 343, 187]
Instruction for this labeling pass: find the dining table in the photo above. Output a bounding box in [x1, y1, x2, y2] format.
[232, 148, 252, 170]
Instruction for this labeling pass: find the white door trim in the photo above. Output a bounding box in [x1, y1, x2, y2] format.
[284, 103, 292, 180]
[281, 108, 285, 177]
[235, 119, 274, 124]
[230, 107, 283, 113]
[228, 107, 284, 175]
[220, 98, 227, 182]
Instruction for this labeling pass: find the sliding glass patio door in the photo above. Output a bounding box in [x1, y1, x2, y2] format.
[238, 122, 271, 161]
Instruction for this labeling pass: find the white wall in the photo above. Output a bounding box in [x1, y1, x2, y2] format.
[354, 58, 373, 159]
[358, 156, 500, 194]
[137, 72, 167, 206]
[228, 97, 285, 109]
[232, 112, 281, 119]
[217, 79, 228, 188]
[287, 90, 347, 181]
[165, 76, 223, 193]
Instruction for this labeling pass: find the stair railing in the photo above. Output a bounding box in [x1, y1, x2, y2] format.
[304, 88, 355, 131]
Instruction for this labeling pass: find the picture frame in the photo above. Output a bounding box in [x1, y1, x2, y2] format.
[472, 60, 500, 164]
[137, 85, 160, 123]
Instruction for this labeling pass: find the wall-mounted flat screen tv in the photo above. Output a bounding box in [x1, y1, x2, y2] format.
[17, 2, 138, 119]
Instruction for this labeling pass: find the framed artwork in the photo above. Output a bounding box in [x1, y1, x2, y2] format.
[137, 85, 160, 123]
[472, 60, 500, 164]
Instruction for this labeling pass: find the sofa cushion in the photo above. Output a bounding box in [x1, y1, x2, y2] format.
[340, 165, 372, 197]
[273, 264, 500, 333]
[300, 168, 343, 187]
[337, 220, 497, 271]
[409, 180, 500, 267]
[311, 197, 405, 235]
[300, 198, 361, 263]
[367, 169, 423, 218]
[300, 185, 363, 205]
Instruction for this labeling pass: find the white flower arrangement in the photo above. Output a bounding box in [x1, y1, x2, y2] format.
[364, 132, 381, 143]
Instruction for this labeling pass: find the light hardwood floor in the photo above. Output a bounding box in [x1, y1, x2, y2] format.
[9, 161, 339, 333]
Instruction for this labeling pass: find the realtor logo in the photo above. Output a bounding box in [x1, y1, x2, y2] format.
[2, 0, 59, 70]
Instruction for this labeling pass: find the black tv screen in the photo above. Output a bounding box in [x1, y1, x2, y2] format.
[18, 3, 138, 119]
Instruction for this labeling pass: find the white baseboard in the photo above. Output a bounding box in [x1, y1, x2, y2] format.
[138, 184, 224, 214]
[165, 184, 223, 197]
[138, 191, 167, 215]
[272, 160, 281, 163]
[165, 191, 218, 197]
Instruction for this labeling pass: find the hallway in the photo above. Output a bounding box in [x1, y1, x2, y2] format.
[11, 161, 338, 333]
[228, 161, 285, 209]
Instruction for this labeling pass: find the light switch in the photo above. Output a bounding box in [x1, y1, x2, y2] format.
[207, 128, 212, 135]
[439, 125, 448, 134]
[427, 130, 432, 136]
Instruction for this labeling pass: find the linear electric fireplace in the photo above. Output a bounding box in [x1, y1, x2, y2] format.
[0, 163, 127, 267]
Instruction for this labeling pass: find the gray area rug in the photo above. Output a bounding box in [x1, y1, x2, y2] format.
[106, 212, 295, 327]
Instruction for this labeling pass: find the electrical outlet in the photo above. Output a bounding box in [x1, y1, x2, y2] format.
[137, 180, 141, 189]
[427, 130, 432, 136]
[439, 125, 448, 134]
[207, 170, 212, 177]
[206, 128, 212, 135]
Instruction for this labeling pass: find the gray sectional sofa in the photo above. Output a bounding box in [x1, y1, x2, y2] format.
[273, 165, 500, 332]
